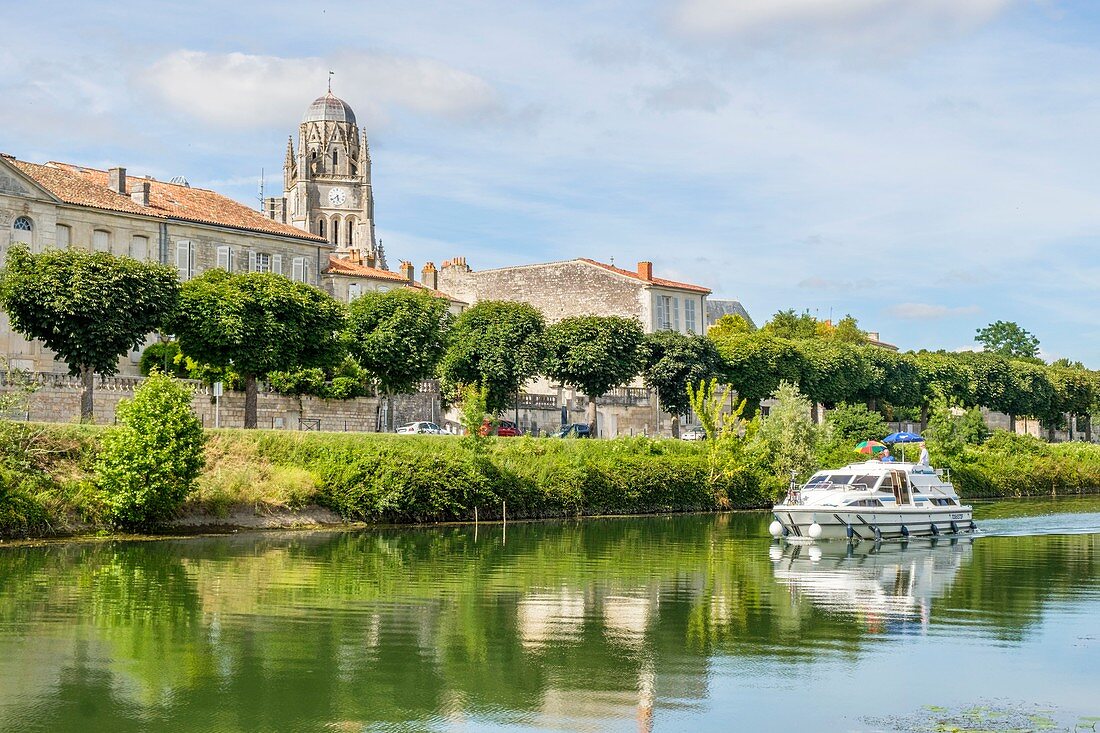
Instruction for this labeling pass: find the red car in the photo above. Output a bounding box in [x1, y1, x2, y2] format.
[479, 419, 522, 437]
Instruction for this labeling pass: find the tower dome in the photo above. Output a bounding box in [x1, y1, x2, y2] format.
[302, 92, 357, 126]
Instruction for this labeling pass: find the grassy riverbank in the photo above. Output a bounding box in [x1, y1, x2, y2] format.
[2, 424, 1100, 539]
[0, 425, 769, 538]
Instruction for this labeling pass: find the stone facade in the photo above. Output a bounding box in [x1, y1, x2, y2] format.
[435, 257, 710, 334]
[0, 155, 332, 376]
[1, 373, 440, 432]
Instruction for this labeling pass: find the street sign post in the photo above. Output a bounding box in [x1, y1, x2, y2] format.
[213, 381, 223, 428]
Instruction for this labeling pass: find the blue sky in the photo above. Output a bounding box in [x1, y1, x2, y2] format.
[3, 0, 1100, 362]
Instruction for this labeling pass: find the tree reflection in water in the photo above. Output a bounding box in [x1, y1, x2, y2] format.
[0, 508, 1096, 732]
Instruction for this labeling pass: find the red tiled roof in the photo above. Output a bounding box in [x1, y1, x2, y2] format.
[8, 159, 326, 244]
[324, 257, 410, 281]
[578, 258, 711, 294]
[324, 255, 467, 304]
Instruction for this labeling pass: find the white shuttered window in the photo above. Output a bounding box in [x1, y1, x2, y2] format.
[216, 245, 231, 271]
[175, 240, 191, 279]
[131, 236, 149, 261]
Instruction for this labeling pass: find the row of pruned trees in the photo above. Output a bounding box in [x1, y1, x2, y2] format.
[0, 247, 720, 434]
[4, 246, 1094, 437]
[708, 314, 1099, 439]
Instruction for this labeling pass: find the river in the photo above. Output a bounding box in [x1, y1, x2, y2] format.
[0, 499, 1097, 732]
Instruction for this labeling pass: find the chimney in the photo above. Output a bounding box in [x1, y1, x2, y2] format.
[130, 180, 150, 206]
[399, 260, 415, 282]
[348, 249, 362, 266]
[638, 261, 653, 281]
[868, 331, 880, 342]
[108, 167, 127, 195]
[421, 262, 438, 290]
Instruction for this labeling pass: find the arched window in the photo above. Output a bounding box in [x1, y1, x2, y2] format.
[346, 218, 354, 246]
[332, 148, 339, 167]
[11, 216, 32, 247]
[317, 219, 325, 238]
[333, 216, 340, 246]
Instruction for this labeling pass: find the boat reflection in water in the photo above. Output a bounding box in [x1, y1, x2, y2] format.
[769, 537, 973, 633]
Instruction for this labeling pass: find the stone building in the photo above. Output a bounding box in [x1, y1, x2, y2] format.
[434, 257, 711, 334]
[0, 154, 331, 374]
[325, 252, 467, 316]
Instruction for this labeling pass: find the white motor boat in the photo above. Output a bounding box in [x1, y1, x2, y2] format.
[769, 460, 975, 541]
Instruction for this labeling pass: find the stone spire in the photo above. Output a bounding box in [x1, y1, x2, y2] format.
[283, 136, 297, 189]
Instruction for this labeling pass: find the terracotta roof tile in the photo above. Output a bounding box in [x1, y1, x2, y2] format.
[9, 159, 326, 244]
[325, 255, 466, 304]
[578, 258, 711, 293]
[324, 257, 409, 281]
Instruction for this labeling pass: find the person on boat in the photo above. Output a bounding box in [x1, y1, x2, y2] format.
[880, 448, 896, 462]
[918, 442, 931, 467]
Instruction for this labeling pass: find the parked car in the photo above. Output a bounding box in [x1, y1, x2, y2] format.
[479, 419, 522, 437]
[396, 421, 444, 435]
[681, 426, 707, 441]
[549, 423, 592, 439]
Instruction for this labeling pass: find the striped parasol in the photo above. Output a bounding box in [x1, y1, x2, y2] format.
[854, 440, 888, 455]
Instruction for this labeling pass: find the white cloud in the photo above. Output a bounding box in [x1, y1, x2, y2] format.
[672, 0, 1016, 52]
[140, 50, 500, 129]
[888, 303, 982, 320]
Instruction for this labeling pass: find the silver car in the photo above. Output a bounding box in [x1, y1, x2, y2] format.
[681, 426, 707, 441]
[396, 421, 444, 435]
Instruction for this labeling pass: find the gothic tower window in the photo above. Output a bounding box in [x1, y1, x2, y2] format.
[333, 215, 340, 246]
[332, 149, 339, 167]
[346, 218, 354, 246]
[317, 219, 325, 238]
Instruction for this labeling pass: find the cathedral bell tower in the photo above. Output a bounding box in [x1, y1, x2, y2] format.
[265, 86, 383, 267]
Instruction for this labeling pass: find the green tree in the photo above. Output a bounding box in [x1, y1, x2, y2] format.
[707, 313, 754, 339]
[0, 245, 179, 422]
[827, 315, 869, 344]
[641, 331, 723, 437]
[95, 371, 205, 529]
[168, 271, 346, 428]
[975, 320, 1040, 359]
[762, 309, 818, 340]
[542, 316, 645, 436]
[710, 332, 803, 417]
[825, 402, 889, 443]
[753, 381, 823, 484]
[438, 301, 545, 414]
[1048, 364, 1096, 440]
[344, 289, 451, 430]
[797, 340, 871, 417]
[138, 341, 190, 379]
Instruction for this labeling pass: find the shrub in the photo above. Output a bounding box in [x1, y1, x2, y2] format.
[825, 402, 888, 442]
[138, 341, 189, 378]
[753, 381, 823, 482]
[95, 371, 205, 528]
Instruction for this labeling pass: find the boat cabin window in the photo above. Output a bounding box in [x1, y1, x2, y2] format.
[930, 498, 958, 506]
[828, 475, 853, 485]
[889, 470, 912, 505]
[848, 475, 879, 490]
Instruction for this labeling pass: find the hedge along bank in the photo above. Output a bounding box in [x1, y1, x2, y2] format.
[4, 424, 1100, 540]
[0, 427, 774, 538]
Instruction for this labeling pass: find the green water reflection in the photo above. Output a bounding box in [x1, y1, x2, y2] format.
[0, 502, 1097, 732]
